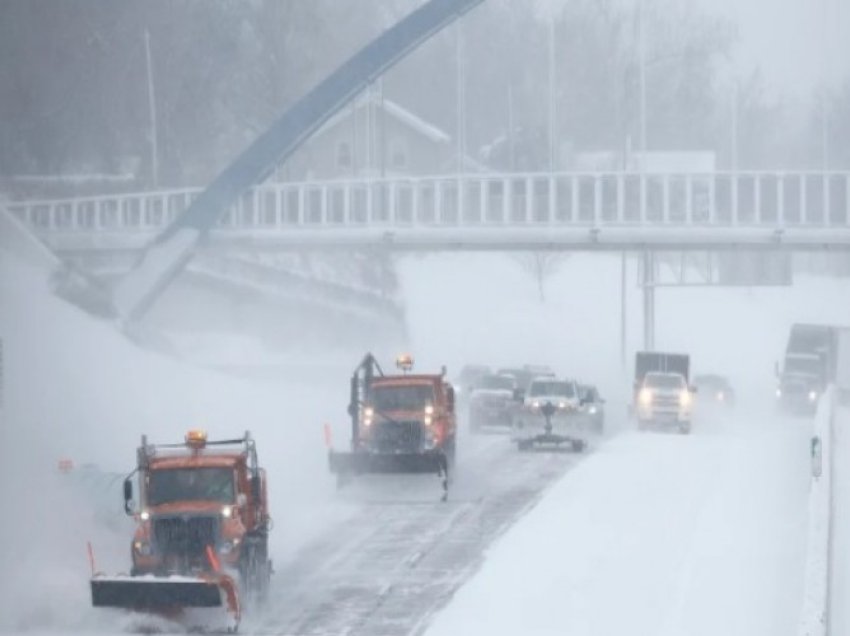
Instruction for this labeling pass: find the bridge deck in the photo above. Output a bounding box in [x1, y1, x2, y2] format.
[8, 171, 850, 251]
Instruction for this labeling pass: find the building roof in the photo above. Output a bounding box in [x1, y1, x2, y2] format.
[315, 92, 451, 145]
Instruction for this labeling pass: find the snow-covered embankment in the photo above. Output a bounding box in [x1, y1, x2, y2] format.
[426, 411, 810, 636]
[798, 388, 834, 636]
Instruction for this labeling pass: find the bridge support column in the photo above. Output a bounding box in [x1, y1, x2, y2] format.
[642, 251, 655, 351]
[620, 251, 627, 369]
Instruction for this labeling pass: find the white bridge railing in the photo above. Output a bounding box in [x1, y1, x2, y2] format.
[7, 171, 850, 237]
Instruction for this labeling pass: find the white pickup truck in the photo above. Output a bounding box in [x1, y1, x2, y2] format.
[636, 371, 693, 434]
[511, 377, 587, 451]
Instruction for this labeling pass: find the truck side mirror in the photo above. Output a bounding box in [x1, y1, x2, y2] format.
[514, 389, 525, 402]
[446, 385, 456, 412]
[774, 361, 779, 377]
[123, 478, 134, 515]
[251, 474, 261, 503]
[347, 376, 358, 418]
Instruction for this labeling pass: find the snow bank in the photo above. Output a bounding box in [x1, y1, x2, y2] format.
[426, 413, 810, 636]
[830, 401, 850, 636]
[797, 388, 834, 636]
[0, 204, 60, 272]
[0, 250, 350, 631]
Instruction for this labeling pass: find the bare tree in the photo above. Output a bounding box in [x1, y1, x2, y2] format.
[515, 252, 568, 302]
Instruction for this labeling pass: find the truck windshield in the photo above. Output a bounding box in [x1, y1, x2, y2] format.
[529, 381, 575, 398]
[147, 467, 235, 506]
[645, 374, 685, 389]
[477, 375, 514, 391]
[458, 366, 489, 383]
[785, 357, 821, 375]
[372, 384, 435, 411]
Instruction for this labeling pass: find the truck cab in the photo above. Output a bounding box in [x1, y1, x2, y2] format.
[637, 372, 693, 433]
[632, 351, 694, 434]
[775, 323, 844, 415]
[775, 352, 825, 414]
[523, 377, 581, 413]
[511, 377, 587, 451]
[91, 431, 271, 629]
[328, 354, 457, 498]
[468, 373, 518, 430]
[125, 431, 270, 585]
[360, 373, 456, 458]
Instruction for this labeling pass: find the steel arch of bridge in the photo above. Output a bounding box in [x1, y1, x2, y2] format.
[110, 0, 485, 322]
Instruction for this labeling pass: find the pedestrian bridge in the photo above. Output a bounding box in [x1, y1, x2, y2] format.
[9, 170, 850, 253]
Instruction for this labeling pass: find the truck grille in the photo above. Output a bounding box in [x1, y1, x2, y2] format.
[152, 515, 220, 560]
[372, 420, 423, 453]
[653, 396, 680, 409]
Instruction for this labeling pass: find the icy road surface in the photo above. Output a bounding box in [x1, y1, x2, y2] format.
[248, 430, 590, 635]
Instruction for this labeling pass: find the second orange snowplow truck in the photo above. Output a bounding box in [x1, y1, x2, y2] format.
[90, 430, 271, 630]
[328, 353, 457, 498]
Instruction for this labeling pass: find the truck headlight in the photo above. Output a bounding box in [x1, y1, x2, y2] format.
[679, 390, 692, 407]
[588, 406, 598, 415]
[139, 510, 151, 521]
[134, 541, 152, 556]
[775, 388, 782, 398]
[716, 391, 725, 402]
[219, 538, 240, 555]
[221, 505, 233, 519]
[808, 390, 818, 402]
[424, 416, 433, 426]
[639, 388, 653, 405]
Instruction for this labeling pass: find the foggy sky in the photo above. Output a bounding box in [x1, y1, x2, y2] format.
[702, 0, 849, 94]
[538, 0, 849, 96]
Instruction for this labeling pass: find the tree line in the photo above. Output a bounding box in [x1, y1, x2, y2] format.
[0, 0, 846, 190]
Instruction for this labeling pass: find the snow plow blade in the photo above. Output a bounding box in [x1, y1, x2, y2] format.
[517, 433, 586, 452]
[329, 450, 448, 475]
[91, 576, 226, 609]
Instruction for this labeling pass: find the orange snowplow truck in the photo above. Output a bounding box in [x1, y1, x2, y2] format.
[328, 353, 457, 498]
[90, 430, 271, 630]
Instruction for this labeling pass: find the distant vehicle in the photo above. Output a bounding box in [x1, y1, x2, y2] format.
[511, 377, 587, 451]
[693, 374, 735, 407]
[468, 374, 519, 431]
[775, 324, 844, 415]
[497, 365, 556, 400]
[578, 384, 606, 433]
[328, 353, 457, 499]
[522, 364, 556, 378]
[454, 364, 491, 400]
[633, 351, 694, 434]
